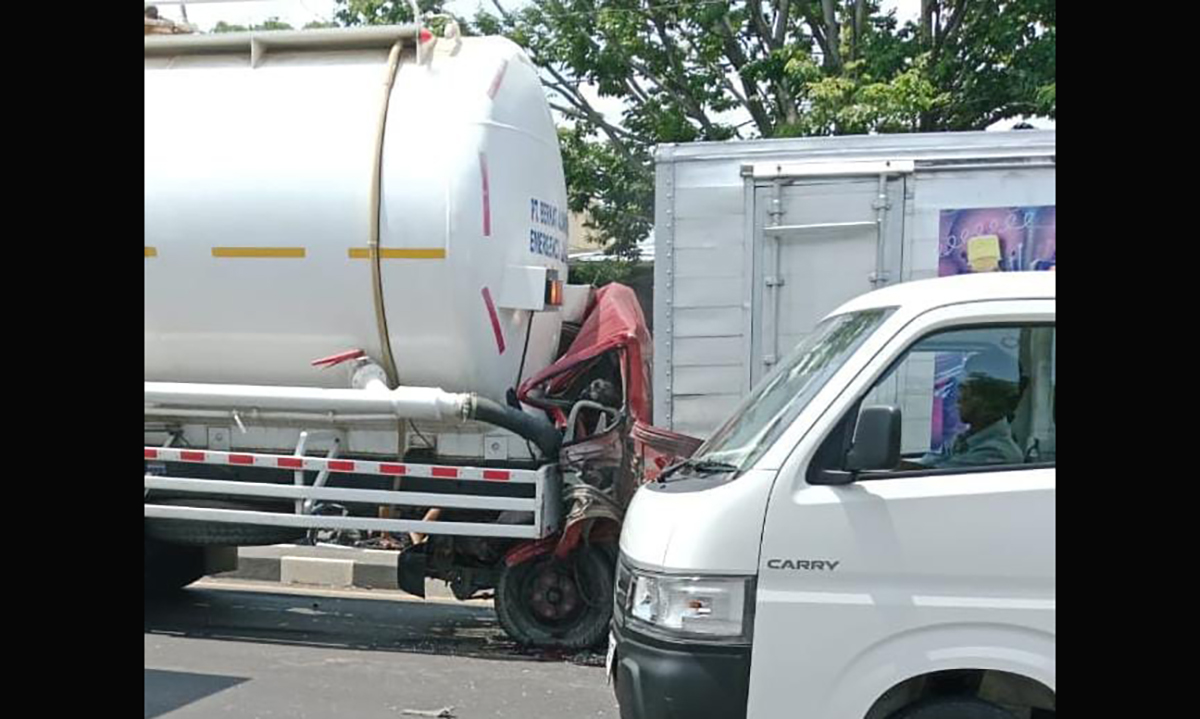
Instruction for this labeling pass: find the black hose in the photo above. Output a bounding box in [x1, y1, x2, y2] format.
[471, 396, 561, 461]
[506, 312, 536, 411]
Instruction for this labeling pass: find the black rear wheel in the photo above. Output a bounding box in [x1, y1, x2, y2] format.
[495, 546, 613, 649]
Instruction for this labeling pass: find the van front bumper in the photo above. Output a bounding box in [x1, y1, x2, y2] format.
[610, 624, 750, 719]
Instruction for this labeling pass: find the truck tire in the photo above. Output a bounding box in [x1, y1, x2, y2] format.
[144, 498, 306, 547]
[890, 697, 1017, 719]
[144, 538, 206, 595]
[495, 546, 613, 649]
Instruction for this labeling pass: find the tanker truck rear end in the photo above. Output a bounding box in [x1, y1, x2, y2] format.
[143, 19, 683, 649]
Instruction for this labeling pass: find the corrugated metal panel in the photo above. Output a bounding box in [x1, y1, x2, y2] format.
[674, 160, 750, 188]
[673, 185, 745, 219]
[672, 307, 743, 337]
[674, 246, 745, 279]
[673, 216, 742, 248]
[655, 131, 1055, 437]
[674, 277, 744, 307]
[673, 336, 744, 366]
[672, 338, 744, 369]
[671, 394, 742, 435]
[672, 365, 744, 395]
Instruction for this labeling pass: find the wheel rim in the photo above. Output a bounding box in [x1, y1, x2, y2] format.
[524, 559, 585, 626]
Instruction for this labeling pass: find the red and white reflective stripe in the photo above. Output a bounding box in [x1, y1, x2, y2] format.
[487, 59, 508, 99]
[144, 447, 531, 483]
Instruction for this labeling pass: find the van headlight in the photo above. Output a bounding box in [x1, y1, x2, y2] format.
[615, 557, 754, 644]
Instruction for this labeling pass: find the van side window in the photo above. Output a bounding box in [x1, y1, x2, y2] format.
[829, 323, 1055, 476]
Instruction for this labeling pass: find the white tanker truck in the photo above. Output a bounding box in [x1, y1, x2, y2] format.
[143, 19, 696, 649]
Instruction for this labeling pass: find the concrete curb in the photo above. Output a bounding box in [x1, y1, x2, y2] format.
[217, 544, 415, 594]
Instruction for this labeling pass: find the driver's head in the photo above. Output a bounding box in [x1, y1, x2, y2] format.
[957, 373, 1019, 428]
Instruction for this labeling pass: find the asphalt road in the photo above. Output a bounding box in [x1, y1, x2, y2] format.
[144, 578, 619, 719]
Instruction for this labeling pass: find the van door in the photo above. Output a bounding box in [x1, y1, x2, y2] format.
[748, 301, 1056, 719]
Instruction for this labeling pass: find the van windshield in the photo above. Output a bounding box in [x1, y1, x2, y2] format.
[690, 308, 893, 475]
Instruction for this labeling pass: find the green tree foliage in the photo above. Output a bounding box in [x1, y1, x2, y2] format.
[334, 1, 1054, 259]
[211, 17, 294, 33]
[211, 20, 250, 33]
[335, 0, 450, 25]
[568, 257, 641, 286]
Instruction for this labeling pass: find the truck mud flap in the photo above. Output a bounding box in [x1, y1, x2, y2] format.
[397, 545, 427, 598]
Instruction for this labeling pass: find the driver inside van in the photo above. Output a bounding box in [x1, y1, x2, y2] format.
[913, 372, 1023, 469]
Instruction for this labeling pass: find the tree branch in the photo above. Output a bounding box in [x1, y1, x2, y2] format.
[626, 56, 718, 137]
[920, 0, 936, 46]
[489, 0, 514, 23]
[719, 71, 749, 107]
[739, 4, 798, 127]
[624, 76, 651, 105]
[773, 0, 792, 47]
[852, 0, 865, 62]
[646, 14, 720, 137]
[548, 102, 640, 140]
[714, 15, 774, 135]
[799, 5, 832, 66]
[931, 0, 969, 67]
[541, 68, 633, 159]
[820, 0, 842, 71]
[746, 0, 776, 48]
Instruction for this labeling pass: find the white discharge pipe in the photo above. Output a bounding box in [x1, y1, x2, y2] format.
[145, 382, 472, 422]
[142, 408, 399, 426]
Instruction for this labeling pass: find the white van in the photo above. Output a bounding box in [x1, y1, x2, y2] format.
[610, 272, 1055, 719]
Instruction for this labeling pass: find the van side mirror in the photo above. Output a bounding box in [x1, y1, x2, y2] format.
[809, 405, 903, 486]
[845, 405, 902, 472]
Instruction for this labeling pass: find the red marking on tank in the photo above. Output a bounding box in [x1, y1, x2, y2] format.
[329, 460, 356, 472]
[181, 451, 206, 462]
[144, 449, 158, 460]
[483, 470, 511, 481]
[277, 457, 304, 469]
[419, 28, 433, 43]
[432, 467, 459, 479]
[230, 454, 254, 465]
[481, 287, 506, 354]
[311, 348, 365, 368]
[380, 463, 407, 475]
[487, 60, 508, 99]
[479, 152, 491, 237]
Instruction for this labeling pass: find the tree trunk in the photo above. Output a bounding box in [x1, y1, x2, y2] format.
[820, 0, 842, 71]
[853, 0, 866, 62]
[715, 16, 775, 136]
[920, 0, 936, 47]
[772, 0, 792, 47]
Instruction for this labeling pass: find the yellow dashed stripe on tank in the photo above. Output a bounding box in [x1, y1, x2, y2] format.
[211, 247, 307, 258]
[348, 248, 447, 260]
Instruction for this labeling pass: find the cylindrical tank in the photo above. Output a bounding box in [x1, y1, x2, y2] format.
[145, 27, 569, 402]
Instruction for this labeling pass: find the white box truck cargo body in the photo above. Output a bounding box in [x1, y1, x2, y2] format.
[653, 130, 1056, 437]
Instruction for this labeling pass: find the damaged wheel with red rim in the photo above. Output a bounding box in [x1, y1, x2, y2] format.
[495, 546, 613, 649]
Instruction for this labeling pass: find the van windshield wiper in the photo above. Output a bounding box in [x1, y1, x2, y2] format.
[657, 458, 739, 483]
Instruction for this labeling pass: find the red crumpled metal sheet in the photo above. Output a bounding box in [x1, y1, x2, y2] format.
[517, 283, 652, 425]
